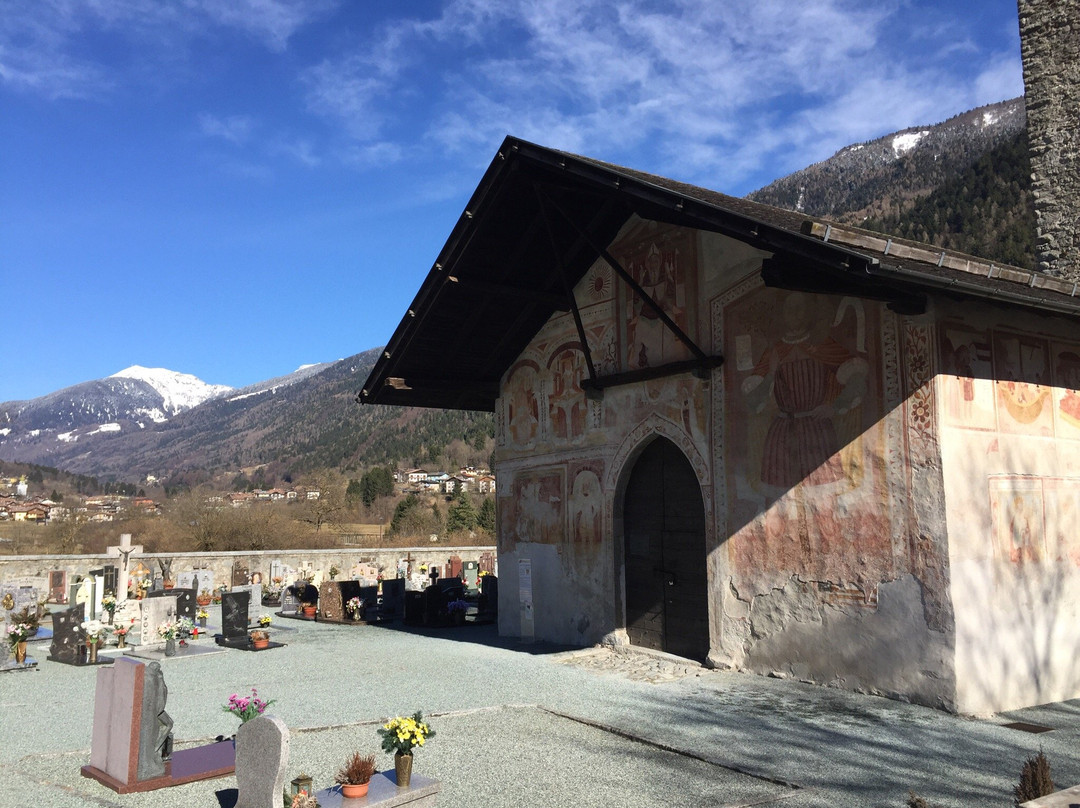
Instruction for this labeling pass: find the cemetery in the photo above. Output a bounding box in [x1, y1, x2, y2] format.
[6, 533, 1080, 806]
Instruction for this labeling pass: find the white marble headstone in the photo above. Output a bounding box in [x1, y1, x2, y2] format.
[175, 572, 195, 591]
[138, 596, 176, 649]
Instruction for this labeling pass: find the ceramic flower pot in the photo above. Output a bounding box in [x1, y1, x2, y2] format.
[341, 782, 369, 798]
[395, 752, 413, 788]
[252, 638, 269, 650]
[302, 605, 316, 617]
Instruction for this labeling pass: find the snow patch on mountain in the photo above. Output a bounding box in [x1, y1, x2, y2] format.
[892, 131, 928, 157]
[111, 366, 232, 415]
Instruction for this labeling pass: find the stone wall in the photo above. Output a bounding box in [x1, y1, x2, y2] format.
[1019, 0, 1080, 281]
[0, 546, 497, 592]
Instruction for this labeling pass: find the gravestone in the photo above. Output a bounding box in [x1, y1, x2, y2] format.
[49, 570, 68, 603]
[279, 588, 300, 616]
[174, 587, 197, 622]
[175, 572, 195, 591]
[358, 585, 379, 614]
[479, 574, 499, 618]
[379, 578, 406, 621]
[479, 551, 496, 574]
[139, 596, 177, 649]
[448, 555, 463, 579]
[235, 714, 289, 808]
[219, 591, 250, 641]
[71, 579, 94, 621]
[318, 582, 344, 621]
[92, 565, 119, 597]
[231, 584, 262, 610]
[193, 570, 215, 598]
[231, 562, 249, 588]
[49, 605, 85, 664]
[83, 657, 234, 793]
[463, 560, 479, 593]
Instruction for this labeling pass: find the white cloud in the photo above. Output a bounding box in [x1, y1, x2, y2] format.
[301, 0, 1022, 191]
[199, 113, 256, 144]
[0, 0, 333, 98]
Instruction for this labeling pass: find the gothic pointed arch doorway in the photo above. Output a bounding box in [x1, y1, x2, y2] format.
[622, 437, 709, 660]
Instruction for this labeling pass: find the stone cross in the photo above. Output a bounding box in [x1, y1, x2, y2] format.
[106, 533, 143, 602]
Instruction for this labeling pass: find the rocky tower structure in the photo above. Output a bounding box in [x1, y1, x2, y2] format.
[1018, 0, 1080, 282]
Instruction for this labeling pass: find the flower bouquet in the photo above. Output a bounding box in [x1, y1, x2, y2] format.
[7, 622, 33, 645]
[157, 620, 179, 640]
[378, 712, 434, 788]
[114, 620, 134, 648]
[345, 597, 364, 620]
[196, 608, 210, 627]
[223, 688, 275, 723]
[81, 619, 113, 663]
[257, 614, 272, 628]
[101, 594, 117, 623]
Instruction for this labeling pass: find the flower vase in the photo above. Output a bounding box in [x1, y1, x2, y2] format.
[341, 783, 369, 798]
[14, 641, 27, 664]
[394, 752, 413, 788]
[198, 617, 207, 628]
[165, 638, 176, 657]
[117, 635, 126, 649]
[88, 642, 98, 664]
[106, 611, 114, 625]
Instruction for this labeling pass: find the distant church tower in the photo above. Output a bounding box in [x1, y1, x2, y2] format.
[1018, 0, 1080, 282]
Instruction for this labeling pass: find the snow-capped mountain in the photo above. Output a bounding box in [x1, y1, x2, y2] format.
[747, 97, 1027, 223]
[0, 367, 232, 455]
[110, 366, 232, 416]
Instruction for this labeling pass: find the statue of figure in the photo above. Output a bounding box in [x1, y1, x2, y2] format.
[137, 662, 174, 780]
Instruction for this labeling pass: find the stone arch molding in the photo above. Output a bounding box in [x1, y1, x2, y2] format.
[607, 414, 713, 525]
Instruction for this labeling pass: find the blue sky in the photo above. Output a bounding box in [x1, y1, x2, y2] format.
[1, 0, 1024, 403]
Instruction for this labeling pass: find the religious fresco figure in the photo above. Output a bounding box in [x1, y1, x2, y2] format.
[506, 364, 540, 446]
[548, 347, 586, 441]
[740, 292, 869, 489]
[570, 469, 602, 544]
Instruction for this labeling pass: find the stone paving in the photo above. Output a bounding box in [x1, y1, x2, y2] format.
[4, 612, 1080, 808]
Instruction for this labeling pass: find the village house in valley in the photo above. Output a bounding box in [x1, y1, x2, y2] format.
[362, 0, 1080, 716]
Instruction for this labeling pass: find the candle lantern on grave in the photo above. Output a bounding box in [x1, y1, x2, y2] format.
[290, 773, 314, 799]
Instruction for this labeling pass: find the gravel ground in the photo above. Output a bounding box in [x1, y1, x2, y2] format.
[2, 610, 1080, 808]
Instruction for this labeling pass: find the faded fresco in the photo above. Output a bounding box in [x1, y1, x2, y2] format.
[987, 475, 1080, 565]
[505, 360, 541, 448]
[1053, 345, 1080, 438]
[568, 460, 605, 545]
[548, 342, 588, 443]
[940, 325, 996, 430]
[994, 332, 1054, 436]
[498, 468, 565, 551]
[613, 222, 696, 371]
[724, 287, 889, 596]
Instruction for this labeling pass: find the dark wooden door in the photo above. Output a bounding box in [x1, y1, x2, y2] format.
[623, 438, 709, 660]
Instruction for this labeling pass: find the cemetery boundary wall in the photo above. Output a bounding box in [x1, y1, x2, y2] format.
[0, 546, 497, 590]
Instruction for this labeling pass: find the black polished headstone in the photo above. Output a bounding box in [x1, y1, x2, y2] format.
[220, 591, 250, 640]
[174, 587, 197, 621]
[479, 575, 499, 616]
[358, 585, 379, 611]
[49, 605, 83, 664]
[379, 578, 405, 621]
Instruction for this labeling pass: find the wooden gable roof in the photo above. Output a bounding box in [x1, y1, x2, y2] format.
[360, 136, 1080, 412]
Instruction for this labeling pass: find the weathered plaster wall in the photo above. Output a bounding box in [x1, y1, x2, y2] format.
[715, 277, 954, 709]
[937, 300, 1080, 713]
[494, 216, 957, 708]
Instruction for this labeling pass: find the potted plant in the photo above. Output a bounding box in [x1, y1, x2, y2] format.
[446, 599, 469, 626]
[301, 600, 317, 618]
[378, 712, 434, 788]
[7, 621, 34, 664]
[257, 613, 273, 628]
[345, 597, 365, 621]
[335, 752, 376, 798]
[135, 578, 151, 600]
[196, 608, 210, 628]
[196, 589, 213, 607]
[223, 688, 275, 723]
[250, 628, 270, 650]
